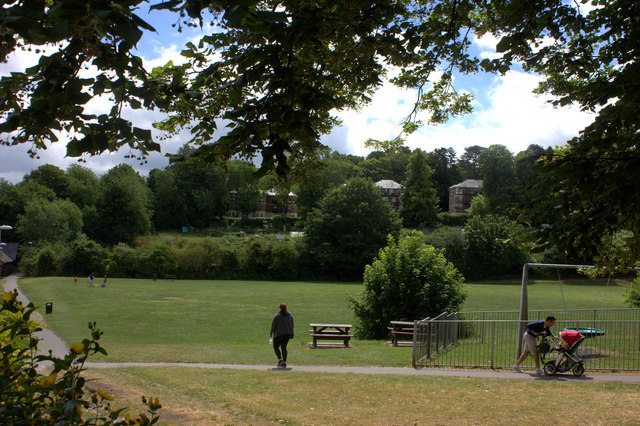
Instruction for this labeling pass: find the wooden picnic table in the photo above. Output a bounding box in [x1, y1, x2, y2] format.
[309, 323, 353, 348]
[389, 321, 415, 347]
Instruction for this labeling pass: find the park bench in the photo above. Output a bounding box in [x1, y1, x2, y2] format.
[388, 321, 414, 347]
[309, 323, 353, 348]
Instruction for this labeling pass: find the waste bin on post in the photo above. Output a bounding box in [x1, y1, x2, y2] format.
[45, 302, 53, 314]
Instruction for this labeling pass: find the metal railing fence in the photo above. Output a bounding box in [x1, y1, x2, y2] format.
[412, 309, 640, 371]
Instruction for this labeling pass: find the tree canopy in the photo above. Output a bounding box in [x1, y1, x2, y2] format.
[0, 0, 511, 172]
[400, 149, 439, 228]
[303, 177, 401, 280]
[2, 0, 639, 266]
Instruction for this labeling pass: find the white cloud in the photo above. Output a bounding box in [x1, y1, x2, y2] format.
[572, 0, 602, 16]
[331, 82, 418, 156]
[403, 71, 594, 155]
[142, 43, 188, 70]
[322, 69, 594, 159]
[473, 33, 501, 60]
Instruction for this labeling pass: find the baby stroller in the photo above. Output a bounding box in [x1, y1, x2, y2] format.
[539, 330, 586, 377]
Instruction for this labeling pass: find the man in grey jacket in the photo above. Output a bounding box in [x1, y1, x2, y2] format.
[270, 303, 294, 367]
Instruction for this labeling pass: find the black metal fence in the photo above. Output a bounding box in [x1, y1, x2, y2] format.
[412, 309, 640, 371]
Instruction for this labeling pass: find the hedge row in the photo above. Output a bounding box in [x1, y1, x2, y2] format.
[19, 235, 305, 281]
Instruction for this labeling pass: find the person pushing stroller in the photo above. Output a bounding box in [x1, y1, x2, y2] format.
[513, 316, 557, 375]
[542, 329, 586, 376]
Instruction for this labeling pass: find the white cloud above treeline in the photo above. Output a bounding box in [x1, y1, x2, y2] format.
[326, 69, 594, 159]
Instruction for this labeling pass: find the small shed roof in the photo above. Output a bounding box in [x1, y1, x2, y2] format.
[0, 243, 18, 262]
[0, 250, 12, 264]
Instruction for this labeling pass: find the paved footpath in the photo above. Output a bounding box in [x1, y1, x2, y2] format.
[2, 272, 69, 361]
[4, 273, 640, 385]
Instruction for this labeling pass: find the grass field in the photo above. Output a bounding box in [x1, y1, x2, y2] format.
[86, 367, 640, 425]
[17, 276, 631, 367]
[13, 276, 637, 424]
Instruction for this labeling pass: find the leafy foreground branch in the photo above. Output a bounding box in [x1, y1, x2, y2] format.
[0, 290, 161, 425]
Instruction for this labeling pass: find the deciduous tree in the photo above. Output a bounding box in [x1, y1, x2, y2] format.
[23, 164, 69, 200]
[93, 164, 152, 244]
[459, 145, 485, 180]
[66, 164, 100, 208]
[3, 0, 639, 267]
[303, 178, 401, 280]
[464, 215, 528, 279]
[16, 198, 82, 244]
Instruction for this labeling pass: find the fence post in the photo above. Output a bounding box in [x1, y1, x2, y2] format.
[426, 322, 432, 358]
[490, 320, 496, 369]
[412, 320, 418, 369]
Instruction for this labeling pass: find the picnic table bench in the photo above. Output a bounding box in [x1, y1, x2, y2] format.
[389, 321, 414, 347]
[309, 323, 353, 348]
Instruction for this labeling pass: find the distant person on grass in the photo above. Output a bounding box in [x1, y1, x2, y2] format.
[88, 273, 94, 287]
[270, 303, 294, 368]
[514, 316, 556, 375]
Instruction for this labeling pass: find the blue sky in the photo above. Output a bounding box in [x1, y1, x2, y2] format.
[0, 6, 595, 183]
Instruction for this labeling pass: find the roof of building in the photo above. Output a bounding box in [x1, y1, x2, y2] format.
[449, 179, 483, 189]
[0, 243, 19, 262]
[265, 189, 297, 197]
[375, 179, 402, 189]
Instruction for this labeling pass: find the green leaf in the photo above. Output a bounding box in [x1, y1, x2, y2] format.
[495, 36, 513, 53]
[254, 11, 288, 24]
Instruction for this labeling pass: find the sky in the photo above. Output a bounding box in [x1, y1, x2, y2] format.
[0, 5, 596, 184]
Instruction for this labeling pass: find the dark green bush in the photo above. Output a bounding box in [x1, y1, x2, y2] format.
[23, 243, 66, 276]
[463, 215, 529, 279]
[350, 231, 466, 339]
[424, 227, 468, 274]
[438, 212, 469, 227]
[106, 243, 150, 278]
[62, 237, 105, 276]
[270, 242, 299, 280]
[148, 243, 178, 277]
[218, 243, 242, 279]
[244, 238, 273, 279]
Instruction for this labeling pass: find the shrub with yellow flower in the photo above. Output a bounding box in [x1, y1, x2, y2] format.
[0, 299, 162, 424]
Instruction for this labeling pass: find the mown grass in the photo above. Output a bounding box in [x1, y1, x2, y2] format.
[16, 276, 637, 424]
[87, 367, 640, 425]
[17, 276, 630, 367]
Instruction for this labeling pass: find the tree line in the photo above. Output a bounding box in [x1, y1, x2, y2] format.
[1, 142, 564, 281]
[0, 143, 544, 242]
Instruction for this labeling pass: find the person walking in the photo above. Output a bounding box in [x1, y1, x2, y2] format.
[270, 303, 294, 368]
[102, 275, 107, 287]
[514, 316, 556, 375]
[88, 273, 94, 287]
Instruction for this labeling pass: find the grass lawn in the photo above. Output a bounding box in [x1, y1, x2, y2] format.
[14, 276, 637, 425]
[17, 276, 631, 367]
[86, 367, 640, 425]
